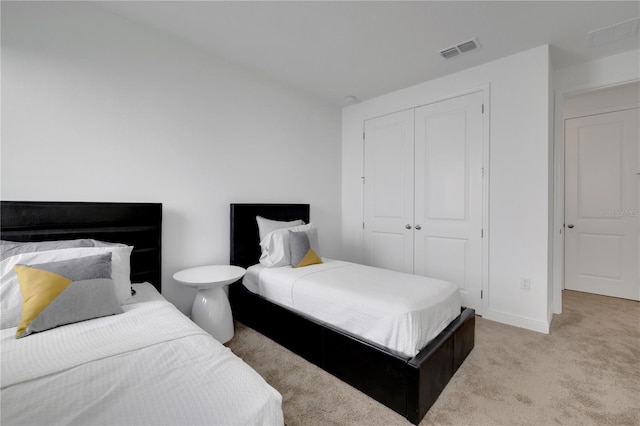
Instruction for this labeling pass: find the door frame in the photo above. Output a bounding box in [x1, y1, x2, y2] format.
[553, 78, 640, 314]
[361, 85, 491, 316]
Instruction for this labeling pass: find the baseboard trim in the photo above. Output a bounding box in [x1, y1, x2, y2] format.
[483, 309, 550, 334]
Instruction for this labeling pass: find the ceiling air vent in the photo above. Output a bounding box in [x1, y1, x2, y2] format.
[440, 47, 460, 59]
[440, 38, 480, 59]
[588, 17, 639, 47]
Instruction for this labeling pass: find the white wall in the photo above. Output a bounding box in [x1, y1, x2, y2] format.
[551, 49, 640, 313]
[1, 2, 342, 314]
[343, 45, 552, 333]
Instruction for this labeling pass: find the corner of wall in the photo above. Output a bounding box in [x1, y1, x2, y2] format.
[547, 46, 556, 319]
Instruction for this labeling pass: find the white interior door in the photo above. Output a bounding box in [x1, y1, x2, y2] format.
[363, 109, 415, 273]
[565, 108, 639, 301]
[414, 92, 484, 311]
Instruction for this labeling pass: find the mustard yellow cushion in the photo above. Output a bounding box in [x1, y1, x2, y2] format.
[15, 254, 123, 338]
[288, 229, 322, 268]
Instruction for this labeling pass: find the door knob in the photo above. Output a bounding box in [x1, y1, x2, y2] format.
[415, 225, 422, 230]
[405, 224, 412, 229]
[567, 224, 574, 228]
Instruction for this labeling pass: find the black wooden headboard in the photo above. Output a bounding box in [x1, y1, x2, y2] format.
[0, 201, 162, 291]
[230, 203, 310, 268]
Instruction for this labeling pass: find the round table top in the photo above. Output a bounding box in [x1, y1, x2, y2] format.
[173, 265, 246, 289]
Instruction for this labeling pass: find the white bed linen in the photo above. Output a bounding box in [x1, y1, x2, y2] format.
[243, 263, 264, 294]
[1, 298, 283, 426]
[244, 259, 461, 358]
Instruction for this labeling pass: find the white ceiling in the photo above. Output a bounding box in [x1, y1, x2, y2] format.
[98, 1, 640, 105]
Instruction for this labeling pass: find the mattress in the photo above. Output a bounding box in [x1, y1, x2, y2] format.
[243, 262, 264, 293]
[129, 282, 168, 303]
[1, 290, 284, 426]
[243, 259, 461, 358]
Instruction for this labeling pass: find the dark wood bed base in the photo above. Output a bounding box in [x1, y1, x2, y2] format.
[0, 201, 162, 291]
[229, 203, 475, 424]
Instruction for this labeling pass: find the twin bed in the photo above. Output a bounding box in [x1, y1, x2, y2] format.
[230, 203, 475, 425]
[0, 201, 283, 425]
[1, 201, 474, 426]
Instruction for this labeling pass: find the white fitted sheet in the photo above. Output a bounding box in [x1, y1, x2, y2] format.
[243, 263, 264, 293]
[1, 297, 283, 426]
[244, 259, 461, 358]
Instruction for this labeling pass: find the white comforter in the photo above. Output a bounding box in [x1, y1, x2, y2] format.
[246, 259, 461, 358]
[1, 300, 283, 426]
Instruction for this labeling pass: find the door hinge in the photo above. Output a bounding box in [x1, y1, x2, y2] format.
[482, 104, 484, 114]
[481, 290, 483, 299]
[481, 229, 484, 238]
[361, 176, 365, 184]
[362, 222, 365, 230]
[482, 167, 484, 177]
[363, 132, 365, 140]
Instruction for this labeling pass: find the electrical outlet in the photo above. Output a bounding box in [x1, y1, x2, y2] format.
[520, 276, 531, 290]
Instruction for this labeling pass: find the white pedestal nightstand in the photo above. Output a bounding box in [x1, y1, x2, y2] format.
[173, 265, 246, 344]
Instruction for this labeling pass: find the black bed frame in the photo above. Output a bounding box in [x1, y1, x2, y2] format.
[0, 201, 163, 292]
[229, 203, 475, 424]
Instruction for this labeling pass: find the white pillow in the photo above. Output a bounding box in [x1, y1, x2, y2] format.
[259, 223, 314, 268]
[256, 216, 304, 241]
[0, 246, 134, 330]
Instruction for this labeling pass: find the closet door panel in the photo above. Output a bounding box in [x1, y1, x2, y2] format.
[363, 109, 415, 273]
[421, 236, 467, 288]
[414, 92, 483, 311]
[424, 112, 467, 220]
[371, 232, 408, 273]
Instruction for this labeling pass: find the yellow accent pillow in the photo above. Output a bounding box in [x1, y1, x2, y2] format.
[15, 266, 72, 337]
[289, 229, 323, 268]
[13, 254, 123, 338]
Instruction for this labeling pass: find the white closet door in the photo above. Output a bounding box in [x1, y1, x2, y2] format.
[363, 109, 415, 273]
[565, 108, 639, 300]
[414, 92, 484, 311]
